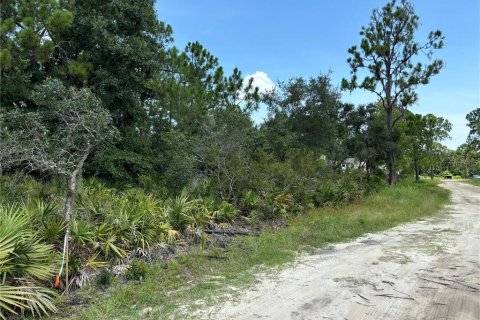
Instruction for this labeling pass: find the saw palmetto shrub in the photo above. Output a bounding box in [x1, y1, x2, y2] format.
[0, 205, 57, 319]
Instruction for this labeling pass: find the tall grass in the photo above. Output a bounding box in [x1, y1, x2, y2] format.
[68, 180, 449, 320]
[463, 179, 480, 187]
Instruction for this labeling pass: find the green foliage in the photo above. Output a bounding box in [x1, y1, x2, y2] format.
[65, 0, 174, 180]
[125, 259, 149, 282]
[343, 0, 444, 109]
[0, 0, 73, 106]
[400, 112, 452, 179]
[240, 190, 261, 211]
[164, 194, 195, 231]
[466, 108, 480, 153]
[261, 74, 343, 161]
[1, 0, 73, 55]
[73, 180, 449, 320]
[448, 144, 480, 177]
[439, 170, 452, 177]
[0, 284, 57, 320]
[27, 201, 66, 243]
[156, 130, 196, 194]
[214, 201, 238, 223]
[0, 206, 54, 280]
[0, 1, 457, 318]
[194, 105, 255, 200]
[71, 219, 95, 247]
[0, 205, 56, 319]
[342, 0, 444, 184]
[1, 78, 118, 178]
[96, 268, 113, 287]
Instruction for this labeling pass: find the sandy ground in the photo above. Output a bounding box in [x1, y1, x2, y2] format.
[198, 181, 480, 320]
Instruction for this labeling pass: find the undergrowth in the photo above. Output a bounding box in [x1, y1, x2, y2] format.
[65, 179, 450, 320]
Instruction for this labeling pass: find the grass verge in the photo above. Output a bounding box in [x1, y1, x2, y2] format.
[59, 179, 450, 320]
[462, 179, 480, 187]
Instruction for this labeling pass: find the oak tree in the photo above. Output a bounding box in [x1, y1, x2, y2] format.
[0, 78, 117, 223]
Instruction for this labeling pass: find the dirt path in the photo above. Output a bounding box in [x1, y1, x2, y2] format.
[199, 181, 480, 320]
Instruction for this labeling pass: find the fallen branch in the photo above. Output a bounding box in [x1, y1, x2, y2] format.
[393, 288, 413, 298]
[382, 280, 394, 286]
[452, 280, 479, 291]
[419, 277, 452, 287]
[357, 293, 370, 302]
[355, 301, 375, 307]
[423, 277, 479, 292]
[375, 293, 414, 301]
[439, 277, 479, 291]
[204, 229, 254, 236]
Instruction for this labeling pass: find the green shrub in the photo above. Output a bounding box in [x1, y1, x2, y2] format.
[240, 190, 261, 211]
[0, 160, 381, 318]
[0, 205, 57, 319]
[96, 268, 113, 287]
[438, 170, 454, 178]
[364, 170, 387, 192]
[125, 259, 149, 282]
[212, 201, 237, 222]
[71, 219, 95, 246]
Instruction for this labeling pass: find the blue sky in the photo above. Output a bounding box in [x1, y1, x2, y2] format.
[156, 0, 479, 149]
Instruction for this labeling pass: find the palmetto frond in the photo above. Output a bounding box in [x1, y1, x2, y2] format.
[0, 205, 56, 319]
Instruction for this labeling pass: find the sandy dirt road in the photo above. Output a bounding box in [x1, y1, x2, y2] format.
[200, 181, 480, 320]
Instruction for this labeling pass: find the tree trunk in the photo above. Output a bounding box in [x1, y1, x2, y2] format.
[63, 181, 75, 223]
[63, 175, 77, 297]
[386, 109, 396, 186]
[62, 144, 91, 296]
[414, 159, 420, 181]
[388, 157, 396, 186]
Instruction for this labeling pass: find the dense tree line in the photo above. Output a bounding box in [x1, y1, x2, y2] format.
[1, 0, 460, 190]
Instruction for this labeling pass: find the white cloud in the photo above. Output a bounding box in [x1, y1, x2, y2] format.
[243, 71, 274, 125]
[244, 71, 275, 93]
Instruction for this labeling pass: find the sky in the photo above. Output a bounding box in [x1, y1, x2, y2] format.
[155, 0, 480, 150]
